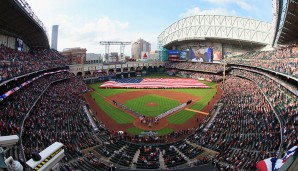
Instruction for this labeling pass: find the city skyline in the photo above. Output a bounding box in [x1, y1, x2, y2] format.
[26, 0, 273, 55]
[131, 38, 151, 60]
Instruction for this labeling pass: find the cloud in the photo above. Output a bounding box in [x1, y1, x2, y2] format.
[25, 0, 159, 55]
[180, 6, 237, 18]
[202, 0, 255, 11]
[25, 0, 141, 54]
[235, 1, 254, 11]
[47, 15, 132, 53]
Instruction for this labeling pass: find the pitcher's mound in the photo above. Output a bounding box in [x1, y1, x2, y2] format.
[146, 102, 158, 107]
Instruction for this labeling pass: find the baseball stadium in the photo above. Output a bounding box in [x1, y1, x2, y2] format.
[0, 0, 298, 171]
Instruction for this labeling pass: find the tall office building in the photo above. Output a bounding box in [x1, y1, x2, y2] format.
[131, 38, 151, 60]
[51, 25, 59, 50]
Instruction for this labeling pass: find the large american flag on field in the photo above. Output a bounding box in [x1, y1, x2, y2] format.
[100, 78, 209, 88]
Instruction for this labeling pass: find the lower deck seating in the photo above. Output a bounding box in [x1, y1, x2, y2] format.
[96, 140, 126, 157]
[175, 140, 203, 159]
[160, 144, 187, 168]
[59, 152, 110, 171]
[136, 146, 160, 169]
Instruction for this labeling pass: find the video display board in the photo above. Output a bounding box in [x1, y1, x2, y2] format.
[188, 42, 222, 62]
[168, 50, 180, 61]
[175, 42, 222, 63]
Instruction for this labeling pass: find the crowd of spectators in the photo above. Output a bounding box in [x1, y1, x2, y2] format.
[21, 76, 99, 161]
[108, 128, 195, 144]
[2, 44, 297, 170]
[227, 44, 298, 78]
[165, 62, 225, 72]
[189, 76, 281, 170]
[0, 44, 71, 83]
[231, 69, 298, 150]
[0, 72, 73, 137]
[177, 71, 222, 82]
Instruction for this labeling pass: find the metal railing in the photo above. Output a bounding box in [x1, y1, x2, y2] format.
[14, 0, 48, 38]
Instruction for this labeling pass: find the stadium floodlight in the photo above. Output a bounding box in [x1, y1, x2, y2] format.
[26, 142, 65, 171]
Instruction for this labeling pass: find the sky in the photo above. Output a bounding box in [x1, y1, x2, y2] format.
[26, 0, 273, 55]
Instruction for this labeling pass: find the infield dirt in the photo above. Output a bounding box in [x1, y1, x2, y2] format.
[85, 83, 222, 135]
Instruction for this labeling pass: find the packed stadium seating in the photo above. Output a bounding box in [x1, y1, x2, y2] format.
[188, 76, 281, 170]
[2, 48, 297, 170]
[0, 44, 71, 83]
[227, 44, 298, 78]
[175, 70, 222, 82]
[1, 31, 298, 171]
[1, 60, 297, 171]
[20, 76, 100, 162]
[0, 72, 73, 136]
[165, 62, 226, 73]
[231, 69, 298, 150]
[2, 0, 298, 169]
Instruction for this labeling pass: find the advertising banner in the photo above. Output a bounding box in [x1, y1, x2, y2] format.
[141, 51, 149, 60]
[168, 50, 180, 61]
[109, 65, 115, 69]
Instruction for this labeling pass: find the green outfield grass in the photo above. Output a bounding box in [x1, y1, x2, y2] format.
[169, 83, 217, 111]
[91, 93, 134, 124]
[89, 78, 218, 131]
[127, 127, 174, 136]
[167, 109, 198, 124]
[124, 94, 180, 117]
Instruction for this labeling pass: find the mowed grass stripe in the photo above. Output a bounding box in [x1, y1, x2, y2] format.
[189, 89, 217, 111]
[124, 95, 180, 117]
[169, 86, 217, 111]
[169, 88, 214, 97]
[167, 110, 197, 124]
[127, 127, 143, 135]
[157, 128, 174, 136]
[91, 93, 134, 124]
[127, 127, 174, 135]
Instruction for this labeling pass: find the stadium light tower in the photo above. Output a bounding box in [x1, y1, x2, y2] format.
[100, 41, 131, 62]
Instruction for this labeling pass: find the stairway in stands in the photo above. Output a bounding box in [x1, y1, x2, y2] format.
[131, 149, 140, 169]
